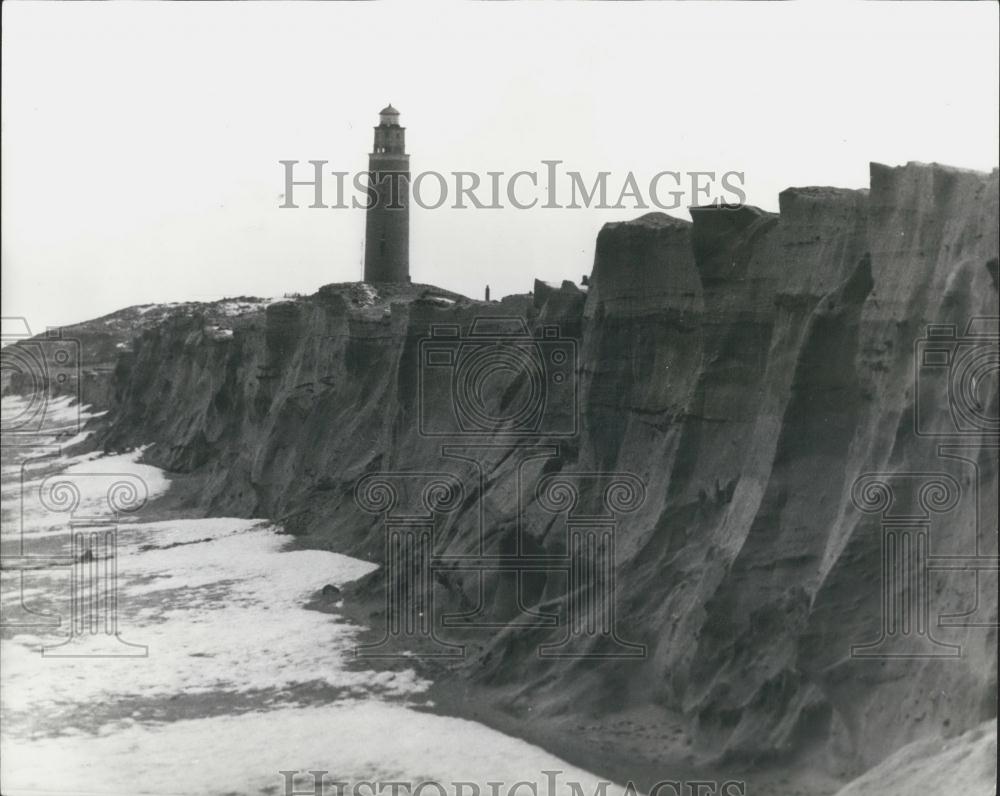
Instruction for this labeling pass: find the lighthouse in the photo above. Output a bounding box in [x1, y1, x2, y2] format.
[363, 104, 410, 283]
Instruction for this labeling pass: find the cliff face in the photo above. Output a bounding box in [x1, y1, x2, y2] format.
[98, 162, 998, 774]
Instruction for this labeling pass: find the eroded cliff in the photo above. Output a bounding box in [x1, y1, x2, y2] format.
[94, 161, 998, 781]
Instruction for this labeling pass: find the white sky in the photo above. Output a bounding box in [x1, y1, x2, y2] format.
[2, 2, 998, 330]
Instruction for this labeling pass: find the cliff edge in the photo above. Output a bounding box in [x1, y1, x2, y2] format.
[18, 161, 995, 787]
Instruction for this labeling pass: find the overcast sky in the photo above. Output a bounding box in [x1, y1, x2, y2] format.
[2, 2, 998, 330]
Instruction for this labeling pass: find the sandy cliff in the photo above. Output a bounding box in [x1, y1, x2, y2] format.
[40, 161, 998, 783]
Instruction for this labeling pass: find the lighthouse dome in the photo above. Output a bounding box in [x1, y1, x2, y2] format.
[379, 104, 400, 125]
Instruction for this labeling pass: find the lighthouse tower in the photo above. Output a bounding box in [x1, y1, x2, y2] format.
[364, 104, 410, 283]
